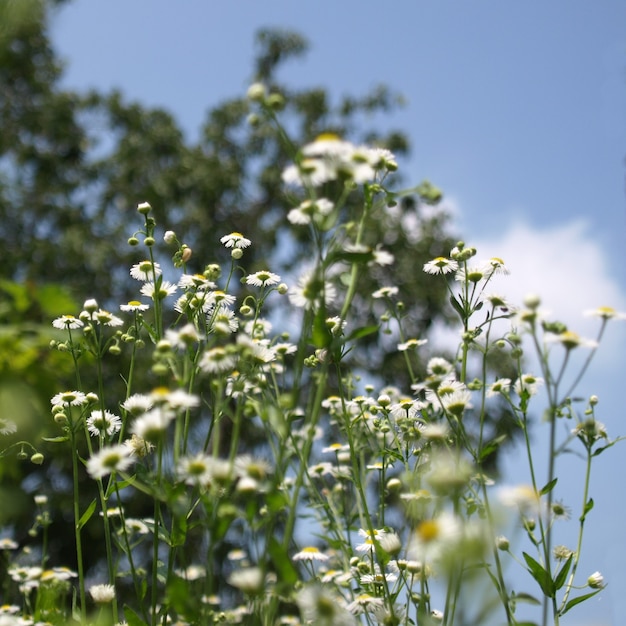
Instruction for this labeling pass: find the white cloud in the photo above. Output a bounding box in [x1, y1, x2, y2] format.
[470, 218, 626, 367]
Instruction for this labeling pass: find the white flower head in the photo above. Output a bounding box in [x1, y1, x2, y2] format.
[296, 584, 356, 626]
[293, 546, 329, 562]
[130, 260, 162, 282]
[89, 583, 115, 603]
[52, 315, 84, 330]
[86, 445, 134, 479]
[423, 257, 458, 275]
[220, 232, 251, 249]
[245, 270, 281, 287]
[86, 410, 122, 437]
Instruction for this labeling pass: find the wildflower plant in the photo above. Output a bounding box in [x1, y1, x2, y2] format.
[0, 84, 622, 626]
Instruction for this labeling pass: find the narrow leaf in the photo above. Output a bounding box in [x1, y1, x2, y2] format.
[579, 497, 594, 522]
[540, 477, 558, 495]
[124, 605, 149, 626]
[345, 325, 379, 343]
[77, 499, 97, 531]
[41, 436, 69, 443]
[522, 552, 554, 597]
[560, 589, 601, 616]
[512, 592, 541, 606]
[554, 555, 573, 591]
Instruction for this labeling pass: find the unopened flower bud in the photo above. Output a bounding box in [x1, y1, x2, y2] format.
[144, 237, 155, 247]
[181, 246, 192, 263]
[231, 248, 243, 260]
[587, 571, 604, 588]
[128, 237, 139, 246]
[137, 201, 152, 215]
[267, 93, 284, 110]
[247, 83, 266, 102]
[30, 453, 44, 465]
[496, 536, 510, 551]
[523, 293, 541, 310]
[83, 299, 98, 312]
[589, 395, 599, 406]
[163, 230, 176, 244]
[277, 283, 288, 295]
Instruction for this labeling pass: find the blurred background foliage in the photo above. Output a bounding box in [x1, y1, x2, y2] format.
[0, 0, 516, 592]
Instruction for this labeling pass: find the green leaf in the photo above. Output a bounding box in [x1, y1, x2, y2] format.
[512, 592, 541, 605]
[554, 555, 573, 591]
[478, 435, 507, 461]
[311, 308, 331, 349]
[124, 605, 149, 626]
[41, 436, 69, 444]
[327, 249, 375, 265]
[77, 499, 97, 531]
[580, 497, 594, 522]
[344, 325, 379, 343]
[268, 536, 298, 586]
[522, 552, 554, 597]
[449, 294, 465, 319]
[540, 477, 558, 495]
[560, 589, 601, 616]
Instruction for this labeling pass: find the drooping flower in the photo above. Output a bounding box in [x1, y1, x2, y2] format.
[220, 232, 251, 249]
[0, 419, 17, 436]
[287, 198, 334, 225]
[92, 309, 124, 327]
[423, 257, 458, 275]
[50, 391, 88, 407]
[293, 546, 329, 562]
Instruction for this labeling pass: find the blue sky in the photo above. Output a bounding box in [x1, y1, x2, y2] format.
[50, 2, 626, 624]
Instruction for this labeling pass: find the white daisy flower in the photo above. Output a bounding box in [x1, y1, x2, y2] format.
[86, 445, 134, 479]
[140, 281, 178, 301]
[423, 257, 458, 275]
[372, 286, 399, 299]
[52, 315, 84, 330]
[120, 300, 150, 312]
[245, 270, 281, 287]
[93, 309, 124, 327]
[86, 410, 122, 437]
[130, 407, 175, 441]
[209, 306, 239, 334]
[89, 583, 116, 603]
[0, 418, 18, 436]
[584, 306, 626, 320]
[121, 393, 153, 416]
[220, 232, 251, 249]
[199, 347, 237, 374]
[287, 198, 334, 225]
[130, 260, 162, 282]
[50, 390, 88, 407]
[293, 546, 329, 562]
